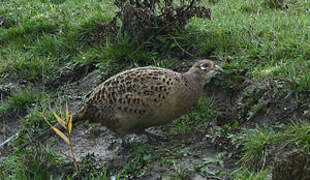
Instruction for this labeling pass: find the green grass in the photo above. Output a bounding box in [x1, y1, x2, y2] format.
[0, 89, 45, 116]
[2, 0, 309, 91]
[190, 0, 310, 92]
[233, 121, 310, 171]
[233, 168, 271, 180]
[0, 145, 64, 180]
[0, 0, 116, 81]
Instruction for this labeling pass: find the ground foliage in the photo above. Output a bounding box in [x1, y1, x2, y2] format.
[114, 0, 211, 40]
[95, 0, 211, 58]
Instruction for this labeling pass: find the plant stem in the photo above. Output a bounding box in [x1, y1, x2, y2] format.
[68, 133, 80, 178]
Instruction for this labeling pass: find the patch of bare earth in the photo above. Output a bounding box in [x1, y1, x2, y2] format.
[0, 76, 24, 156]
[1, 65, 309, 177]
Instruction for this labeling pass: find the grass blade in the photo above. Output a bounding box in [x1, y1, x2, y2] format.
[42, 113, 53, 127]
[51, 126, 70, 144]
[66, 103, 69, 122]
[52, 111, 67, 129]
[68, 114, 73, 134]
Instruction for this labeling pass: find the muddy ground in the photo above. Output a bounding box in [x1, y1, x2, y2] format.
[0, 65, 309, 179]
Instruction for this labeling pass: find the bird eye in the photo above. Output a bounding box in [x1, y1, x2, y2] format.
[199, 63, 209, 70]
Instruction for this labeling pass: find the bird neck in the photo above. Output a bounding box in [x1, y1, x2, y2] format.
[178, 72, 203, 110]
[183, 71, 203, 90]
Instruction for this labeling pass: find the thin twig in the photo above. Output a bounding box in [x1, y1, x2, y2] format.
[68, 134, 79, 176]
[185, 0, 196, 12]
[170, 35, 194, 57]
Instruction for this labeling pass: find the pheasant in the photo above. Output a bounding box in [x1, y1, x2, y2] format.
[73, 59, 223, 138]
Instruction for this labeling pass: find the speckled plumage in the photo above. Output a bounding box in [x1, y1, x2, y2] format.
[74, 59, 223, 137]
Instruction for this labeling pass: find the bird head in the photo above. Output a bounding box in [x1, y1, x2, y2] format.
[188, 59, 223, 86]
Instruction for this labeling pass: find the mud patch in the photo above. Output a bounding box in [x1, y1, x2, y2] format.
[45, 115, 237, 179]
[50, 125, 117, 162]
[1, 66, 308, 178]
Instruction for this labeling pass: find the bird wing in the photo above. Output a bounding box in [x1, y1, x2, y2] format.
[85, 67, 182, 115]
[80, 67, 186, 132]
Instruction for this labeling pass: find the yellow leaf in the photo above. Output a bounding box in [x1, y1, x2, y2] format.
[52, 111, 67, 129]
[66, 103, 69, 122]
[68, 114, 73, 134]
[51, 126, 70, 144]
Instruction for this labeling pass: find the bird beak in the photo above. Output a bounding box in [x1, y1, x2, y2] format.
[215, 65, 224, 72]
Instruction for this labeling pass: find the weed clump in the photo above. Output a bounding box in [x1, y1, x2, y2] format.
[93, 0, 211, 51]
[114, 0, 211, 41]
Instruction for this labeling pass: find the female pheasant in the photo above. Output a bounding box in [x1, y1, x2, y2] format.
[74, 59, 223, 138]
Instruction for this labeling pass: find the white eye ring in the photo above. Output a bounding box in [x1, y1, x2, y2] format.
[200, 65, 207, 70]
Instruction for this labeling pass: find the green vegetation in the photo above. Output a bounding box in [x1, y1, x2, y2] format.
[233, 121, 310, 171]
[0, 145, 64, 180]
[0, 89, 45, 116]
[233, 168, 271, 180]
[1, 0, 309, 179]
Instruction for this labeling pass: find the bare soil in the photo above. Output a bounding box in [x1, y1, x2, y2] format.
[1, 66, 308, 178]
